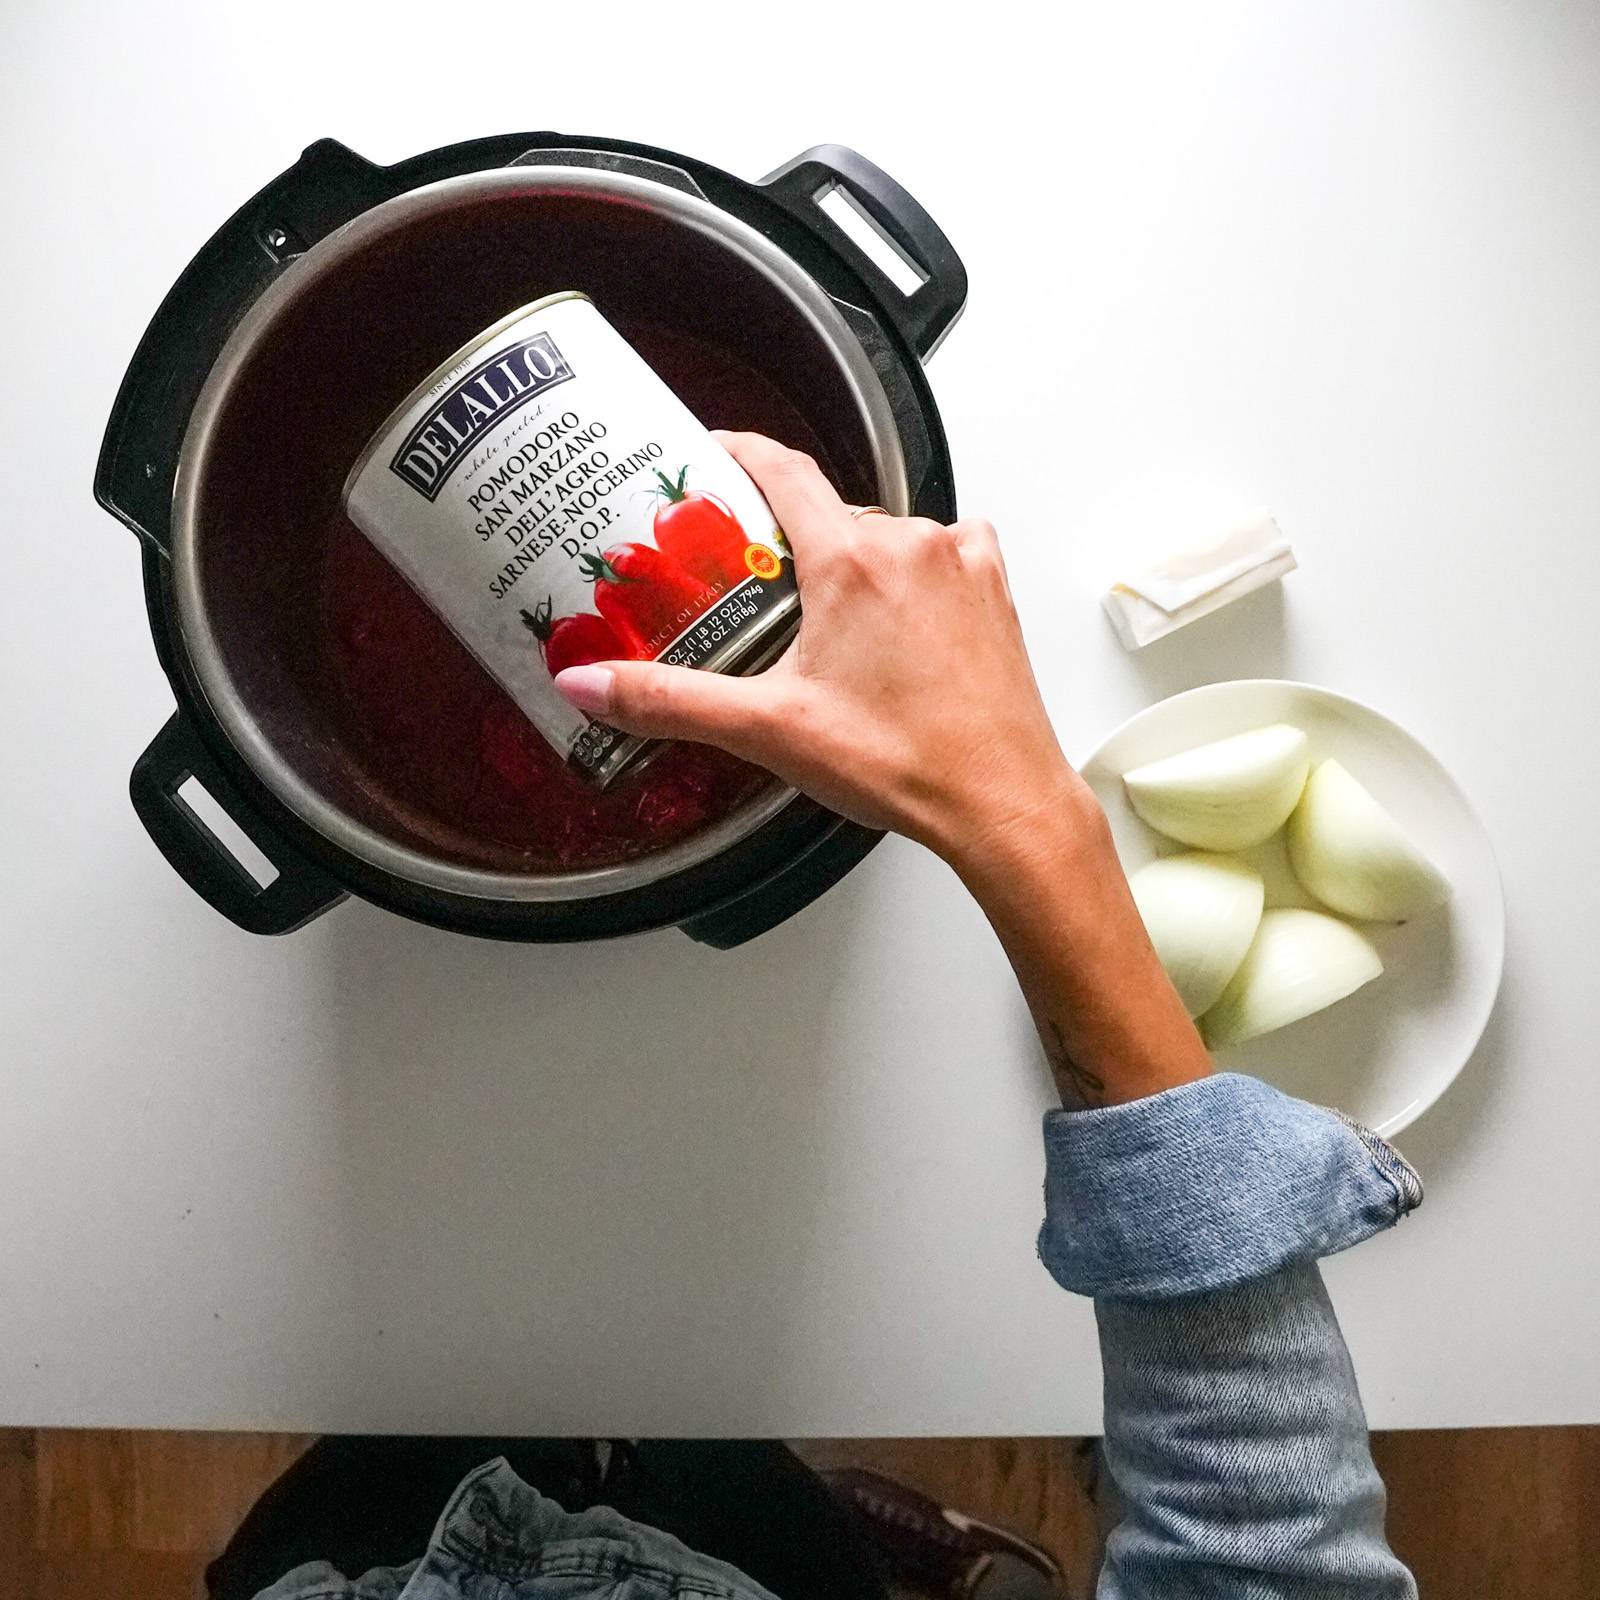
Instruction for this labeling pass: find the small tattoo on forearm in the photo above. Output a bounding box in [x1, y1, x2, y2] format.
[1046, 1020, 1105, 1108]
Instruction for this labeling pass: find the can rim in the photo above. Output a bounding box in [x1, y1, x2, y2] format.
[171, 164, 909, 905]
[340, 288, 593, 506]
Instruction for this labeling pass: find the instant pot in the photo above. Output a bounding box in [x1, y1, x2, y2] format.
[97, 132, 966, 946]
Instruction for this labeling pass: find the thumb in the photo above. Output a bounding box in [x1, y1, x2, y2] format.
[553, 661, 773, 753]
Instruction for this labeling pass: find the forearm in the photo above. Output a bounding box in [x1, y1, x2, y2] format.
[947, 771, 1211, 1108]
[572, 432, 1202, 1116]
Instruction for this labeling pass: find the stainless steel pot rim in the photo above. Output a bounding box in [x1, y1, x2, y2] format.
[171, 164, 909, 904]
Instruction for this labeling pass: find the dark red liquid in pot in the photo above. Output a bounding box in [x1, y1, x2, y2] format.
[193, 193, 881, 880]
[318, 327, 821, 871]
[320, 511, 769, 870]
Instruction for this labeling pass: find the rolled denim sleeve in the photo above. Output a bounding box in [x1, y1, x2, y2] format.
[1039, 1073, 1421, 1599]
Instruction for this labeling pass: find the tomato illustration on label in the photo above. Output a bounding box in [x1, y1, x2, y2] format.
[520, 597, 631, 675]
[649, 465, 759, 588]
[578, 543, 720, 656]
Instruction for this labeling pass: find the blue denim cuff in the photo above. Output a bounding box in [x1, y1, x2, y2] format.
[1037, 1072, 1423, 1301]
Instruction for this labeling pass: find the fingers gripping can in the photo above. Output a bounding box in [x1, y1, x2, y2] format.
[343, 292, 798, 786]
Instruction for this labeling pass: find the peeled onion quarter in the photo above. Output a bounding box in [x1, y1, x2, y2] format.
[1129, 852, 1265, 1017]
[1201, 907, 1383, 1049]
[1123, 724, 1311, 850]
[1288, 757, 1450, 923]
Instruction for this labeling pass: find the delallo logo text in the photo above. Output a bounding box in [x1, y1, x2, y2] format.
[390, 334, 574, 499]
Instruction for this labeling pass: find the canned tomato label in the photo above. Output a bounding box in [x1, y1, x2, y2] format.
[343, 291, 797, 786]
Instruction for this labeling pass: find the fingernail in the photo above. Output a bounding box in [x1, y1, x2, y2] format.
[553, 665, 615, 715]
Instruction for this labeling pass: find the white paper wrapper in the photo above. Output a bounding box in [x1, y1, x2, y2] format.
[1102, 511, 1296, 649]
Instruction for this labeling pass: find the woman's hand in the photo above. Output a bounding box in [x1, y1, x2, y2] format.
[554, 429, 1210, 1106]
[552, 430, 1087, 871]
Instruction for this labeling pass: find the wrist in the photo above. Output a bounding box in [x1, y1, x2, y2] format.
[938, 763, 1112, 901]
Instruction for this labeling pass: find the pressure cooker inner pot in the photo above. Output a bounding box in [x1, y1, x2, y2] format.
[185, 185, 883, 881]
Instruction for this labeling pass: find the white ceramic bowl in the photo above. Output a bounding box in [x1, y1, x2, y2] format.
[1080, 680, 1504, 1136]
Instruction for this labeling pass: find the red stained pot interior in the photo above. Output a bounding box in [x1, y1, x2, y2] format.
[188, 189, 880, 873]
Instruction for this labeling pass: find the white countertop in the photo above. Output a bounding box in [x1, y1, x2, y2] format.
[4, 0, 1598, 1435]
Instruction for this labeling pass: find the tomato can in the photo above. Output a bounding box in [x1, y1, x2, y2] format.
[343, 291, 798, 786]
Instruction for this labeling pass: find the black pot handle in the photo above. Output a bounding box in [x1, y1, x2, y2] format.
[130, 713, 347, 935]
[760, 145, 967, 363]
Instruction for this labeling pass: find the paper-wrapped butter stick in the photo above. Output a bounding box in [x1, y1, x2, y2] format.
[1102, 511, 1296, 650]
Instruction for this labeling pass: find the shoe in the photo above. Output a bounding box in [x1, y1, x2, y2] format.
[821, 1467, 1063, 1599]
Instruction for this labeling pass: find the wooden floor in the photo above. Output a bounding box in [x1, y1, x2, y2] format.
[4, 1427, 1598, 1598]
